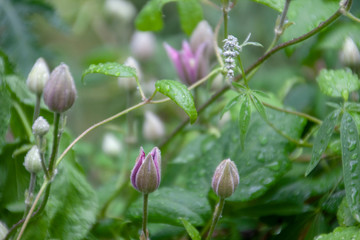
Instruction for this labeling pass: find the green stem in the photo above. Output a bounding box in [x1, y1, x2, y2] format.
[223, 8, 228, 38]
[263, 102, 322, 124]
[343, 11, 360, 23]
[48, 113, 61, 175]
[236, 55, 248, 87]
[13, 102, 32, 140]
[142, 193, 149, 239]
[24, 173, 36, 216]
[33, 94, 41, 123]
[206, 198, 225, 240]
[38, 136, 50, 180]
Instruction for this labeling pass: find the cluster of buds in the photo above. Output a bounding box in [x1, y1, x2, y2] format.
[130, 147, 161, 194]
[223, 35, 240, 80]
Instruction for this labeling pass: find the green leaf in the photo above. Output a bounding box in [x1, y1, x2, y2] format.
[337, 197, 358, 227]
[127, 188, 211, 226]
[250, 94, 267, 121]
[251, 0, 285, 12]
[180, 218, 201, 240]
[135, 0, 175, 31]
[0, 87, 11, 151]
[82, 62, 137, 83]
[306, 110, 340, 176]
[220, 95, 240, 119]
[155, 80, 197, 124]
[341, 111, 360, 223]
[177, 0, 203, 35]
[232, 81, 246, 90]
[317, 69, 360, 99]
[314, 227, 360, 240]
[239, 95, 251, 149]
[174, 109, 306, 201]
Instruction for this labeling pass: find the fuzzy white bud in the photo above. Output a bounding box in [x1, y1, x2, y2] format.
[24, 146, 42, 174]
[102, 133, 123, 157]
[104, 0, 136, 23]
[118, 57, 142, 91]
[32, 116, 50, 136]
[340, 37, 360, 67]
[143, 111, 165, 141]
[26, 58, 50, 94]
[130, 31, 156, 61]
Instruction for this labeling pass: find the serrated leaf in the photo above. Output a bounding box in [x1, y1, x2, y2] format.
[314, 227, 360, 240]
[317, 69, 360, 99]
[220, 95, 241, 119]
[82, 62, 137, 83]
[127, 188, 211, 226]
[346, 102, 360, 113]
[306, 110, 340, 176]
[155, 80, 197, 124]
[177, 0, 203, 36]
[251, 0, 285, 12]
[239, 95, 251, 149]
[340, 111, 360, 223]
[250, 94, 267, 121]
[180, 218, 201, 240]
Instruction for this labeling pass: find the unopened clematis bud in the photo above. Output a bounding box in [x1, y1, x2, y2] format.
[212, 159, 239, 198]
[32, 116, 50, 136]
[43, 63, 77, 113]
[164, 41, 208, 85]
[24, 146, 42, 174]
[102, 133, 123, 157]
[118, 57, 142, 90]
[340, 37, 360, 67]
[143, 111, 165, 141]
[130, 147, 161, 194]
[26, 57, 50, 94]
[190, 20, 214, 58]
[130, 31, 156, 61]
[104, 0, 136, 23]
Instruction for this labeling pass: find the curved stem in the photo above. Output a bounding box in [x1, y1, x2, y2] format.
[263, 102, 322, 124]
[24, 173, 36, 216]
[206, 198, 225, 240]
[343, 11, 360, 23]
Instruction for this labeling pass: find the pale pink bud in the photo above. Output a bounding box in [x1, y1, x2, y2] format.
[118, 57, 142, 90]
[130, 31, 156, 60]
[43, 63, 77, 113]
[143, 111, 165, 141]
[340, 37, 360, 67]
[212, 159, 239, 198]
[130, 147, 161, 194]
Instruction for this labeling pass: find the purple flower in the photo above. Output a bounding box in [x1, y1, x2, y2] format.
[130, 147, 161, 194]
[164, 41, 209, 85]
[212, 159, 239, 199]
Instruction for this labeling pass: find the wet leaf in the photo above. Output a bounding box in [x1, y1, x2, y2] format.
[82, 62, 137, 83]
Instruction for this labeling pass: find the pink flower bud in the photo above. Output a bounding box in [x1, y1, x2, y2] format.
[130, 147, 161, 194]
[212, 159, 239, 198]
[43, 63, 77, 113]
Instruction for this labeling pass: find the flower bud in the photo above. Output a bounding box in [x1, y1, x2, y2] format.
[190, 20, 214, 58]
[26, 57, 50, 94]
[104, 0, 136, 23]
[102, 133, 122, 157]
[340, 37, 360, 67]
[32, 116, 50, 136]
[130, 147, 161, 194]
[143, 111, 165, 141]
[130, 31, 156, 61]
[43, 63, 77, 113]
[212, 159, 239, 198]
[118, 57, 142, 91]
[24, 146, 42, 174]
[0, 221, 8, 240]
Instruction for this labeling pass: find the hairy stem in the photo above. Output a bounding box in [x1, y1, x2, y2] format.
[206, 198, 225, 240]
[142, 193, 149, 239]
